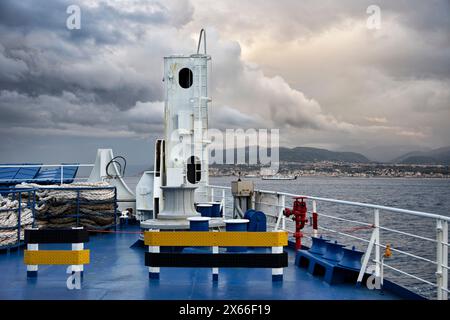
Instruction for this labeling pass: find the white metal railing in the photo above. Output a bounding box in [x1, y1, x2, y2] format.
[207, 184, 449, 300]
[0, 164, 94, 185]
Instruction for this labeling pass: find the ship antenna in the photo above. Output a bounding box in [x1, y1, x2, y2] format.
[197, 29, 206, 54]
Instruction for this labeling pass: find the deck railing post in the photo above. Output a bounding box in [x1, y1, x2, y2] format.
[436, 219, 448, 300]
[442, 220, 448, 300]
[60, 165, 64, 185]
[312, 200, 318, 237]
[222, 189, 226, 218]
[274, 194, 281, 231]
[26, 190, 30, 208]
[357, 228, 377, 286]
[274, 194, 285, 231]
[211, 188, 214, 202]
[374, 209, 381, 278]
[357, 209, 380, 287]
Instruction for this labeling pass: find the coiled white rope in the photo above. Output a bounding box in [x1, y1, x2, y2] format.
[20, 182, 115, 202]
[0, 182, 115, 247]
[0, 198, 33, 247]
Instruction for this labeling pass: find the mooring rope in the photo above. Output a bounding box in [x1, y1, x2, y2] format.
[0, 197, 33, 246]
[0, 182, 116, 247]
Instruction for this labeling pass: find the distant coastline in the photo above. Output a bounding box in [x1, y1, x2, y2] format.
[209, 162, 450, 179]
[211, 174, 450, 179]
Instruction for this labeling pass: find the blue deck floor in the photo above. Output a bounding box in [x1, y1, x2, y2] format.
[0, 226, 400, 300]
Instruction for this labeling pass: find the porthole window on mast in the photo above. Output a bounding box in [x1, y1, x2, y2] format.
[187, 156, 201, 184]
[179, 67, 193, 89]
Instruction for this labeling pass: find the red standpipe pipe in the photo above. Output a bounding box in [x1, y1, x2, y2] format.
[284, 197, 308, 251]
[312, 212, 318, 231]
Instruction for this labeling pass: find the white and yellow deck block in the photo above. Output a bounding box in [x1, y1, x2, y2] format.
[144, 231, 288, 247]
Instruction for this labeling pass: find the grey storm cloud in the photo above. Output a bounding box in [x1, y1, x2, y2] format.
[0, 0, 192, 37]
[0, 0, 181, 110]
[0, 0, 345, 137]
[0, 0, 449, 164]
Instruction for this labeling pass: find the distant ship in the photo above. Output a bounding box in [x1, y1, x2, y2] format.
[261, 174, 298, 180]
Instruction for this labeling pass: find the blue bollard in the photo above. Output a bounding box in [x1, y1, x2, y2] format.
[224, 219, 249, 252]
[207, 202, 222, 217]
[196, 204, 213, 217]
[187, 217, 211, 231]
[185, 217, 211, 252]
[244, 210, 267, 232]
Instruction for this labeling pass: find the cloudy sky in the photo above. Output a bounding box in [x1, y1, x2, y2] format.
[0, 0, 449, 167]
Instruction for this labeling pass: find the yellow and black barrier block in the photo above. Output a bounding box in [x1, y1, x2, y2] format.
[144, 230, 288, 281]
[25, 228, 89, 244]
[144, 231, 288, 247]
[24, 250, 90, 265]
[24, 228, 90, 278]
[145, 252, 288, 268]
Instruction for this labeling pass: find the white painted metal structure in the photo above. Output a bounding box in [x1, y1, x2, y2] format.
[136, 139, 164, 220]
[162, 47, 211, 201]
[135, 171, 154, 221]
[207, 184, 449, 300]
[138, 30, 213, 227]
[88, 148, 135, 213]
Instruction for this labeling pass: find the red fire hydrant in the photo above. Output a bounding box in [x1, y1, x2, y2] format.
[284, 197, 308, 250]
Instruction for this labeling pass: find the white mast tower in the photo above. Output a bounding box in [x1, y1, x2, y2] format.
[138, 29, 224, 229]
